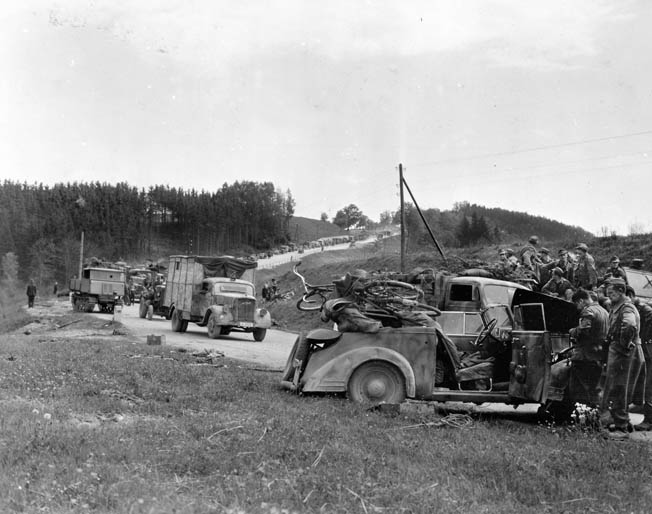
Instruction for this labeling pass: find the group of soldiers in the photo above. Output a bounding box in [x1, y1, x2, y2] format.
[500, 235, 651, 440]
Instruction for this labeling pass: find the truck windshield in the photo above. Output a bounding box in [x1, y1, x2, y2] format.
[217, 283, 254, 296]
[484, 284, 517, 306]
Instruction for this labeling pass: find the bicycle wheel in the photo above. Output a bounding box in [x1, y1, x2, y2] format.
[296, 290, 327, 311]
[363, 280, 421, 302]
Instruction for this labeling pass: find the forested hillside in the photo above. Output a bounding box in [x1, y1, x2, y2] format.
[0, 180, 600, 287]
[401, 201, 593, 250]
[0, 180, 295, 284]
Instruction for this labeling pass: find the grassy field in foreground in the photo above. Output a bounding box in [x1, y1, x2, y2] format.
[1, 310, 652, 514]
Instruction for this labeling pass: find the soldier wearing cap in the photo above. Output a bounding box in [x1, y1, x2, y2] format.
[556, 249, 575, 284]
[541, 267, 574, 299]
[497, 248, 516, 274]
[601, 255, 628, 285]
[538, 247, 553, 264]
[504, 248, 518, 269]
[602, 278, 644, 439]
[573, 243, 598, 290]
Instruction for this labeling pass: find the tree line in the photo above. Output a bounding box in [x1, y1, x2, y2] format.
[0, 180, 294, 285]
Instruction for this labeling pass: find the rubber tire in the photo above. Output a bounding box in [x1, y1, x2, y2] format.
[220, 327, 231, 336]
[281, 333, 309, 381]
[86, 304, 95, 313]
[253, 328, 266, 342]
[171, 309, 183, 332]
[207, 315, 221, 339]
[139, 300, 148, 319]
[179, 319, 188, 333]
[347, 361, 406, 405]
[296, 290, 326, 312]
[147, 304, 154, 320]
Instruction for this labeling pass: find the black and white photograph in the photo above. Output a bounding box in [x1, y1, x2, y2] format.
[1, 1, 651, 513]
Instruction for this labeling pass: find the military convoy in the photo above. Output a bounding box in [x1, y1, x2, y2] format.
[72, 255, 271, 342]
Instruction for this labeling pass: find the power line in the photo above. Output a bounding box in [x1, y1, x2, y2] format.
[409, 129, 652, 168]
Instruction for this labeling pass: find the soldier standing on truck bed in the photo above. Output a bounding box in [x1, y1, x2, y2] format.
[573, 243, 598, 290]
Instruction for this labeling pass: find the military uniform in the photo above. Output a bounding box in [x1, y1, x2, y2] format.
[568, 302, 608, 405]
[635, 301, 652, 428]
[602, 297, 644, 430]
[541, 276, 574, 298]
[574, 252, 598, 290]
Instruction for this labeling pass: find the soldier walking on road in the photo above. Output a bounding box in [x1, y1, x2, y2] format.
[601, 279, 644, 440]
[26, 279, 37, 308]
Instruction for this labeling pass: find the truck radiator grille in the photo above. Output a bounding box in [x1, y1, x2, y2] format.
[234, 298, 255, 322]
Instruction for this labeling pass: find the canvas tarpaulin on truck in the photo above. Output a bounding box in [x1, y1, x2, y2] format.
[194, 256, 257, 279]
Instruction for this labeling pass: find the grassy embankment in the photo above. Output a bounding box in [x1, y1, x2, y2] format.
[1, 303, 651, 514]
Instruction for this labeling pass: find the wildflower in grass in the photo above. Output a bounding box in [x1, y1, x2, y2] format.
[32, 409, 39, 415]
[43, 413, 51, 420]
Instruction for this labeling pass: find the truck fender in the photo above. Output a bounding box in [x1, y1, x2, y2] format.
[203, 304, 228, 325]
[254, 307, 272, 328]
[302, 347, 416, 398]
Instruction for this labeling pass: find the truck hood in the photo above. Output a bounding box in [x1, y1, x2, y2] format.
[511, 289, 579, 333]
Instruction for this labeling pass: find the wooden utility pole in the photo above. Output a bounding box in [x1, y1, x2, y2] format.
[399, 163, 406, 272]
[78, 230, 84, 278]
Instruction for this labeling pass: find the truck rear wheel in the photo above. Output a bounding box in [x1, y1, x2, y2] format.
[253, 328, 267, 342]
[171, 309, 184, 332]
[207, 315, 221, 339]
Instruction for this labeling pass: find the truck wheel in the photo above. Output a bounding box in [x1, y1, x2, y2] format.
[86, 303, 95, 313]
[207, 315, 221, 339]
[348, 361, 406, 405]
[147, 304, 154, 320]
[253, 328, 267, 342]
[171, 309, 183, 332]
[180, 319, 188, 332]
[220, 327, 231, 336]
[139, 300, 148, 318]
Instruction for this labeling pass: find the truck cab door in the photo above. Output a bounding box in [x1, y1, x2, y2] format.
[191, 281, 213, 317]
[508, 303, 551, 403]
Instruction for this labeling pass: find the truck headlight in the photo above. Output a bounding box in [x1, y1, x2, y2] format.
[258, 308, 268, 318]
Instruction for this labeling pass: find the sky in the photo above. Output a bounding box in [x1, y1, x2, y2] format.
[1, 0, 651, 236]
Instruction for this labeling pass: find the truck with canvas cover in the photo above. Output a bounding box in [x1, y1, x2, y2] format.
[165, 255, 272, 341]
[70, 267, 126, 313]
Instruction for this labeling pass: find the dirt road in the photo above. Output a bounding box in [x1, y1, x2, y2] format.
[115, 303, 297, 371]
